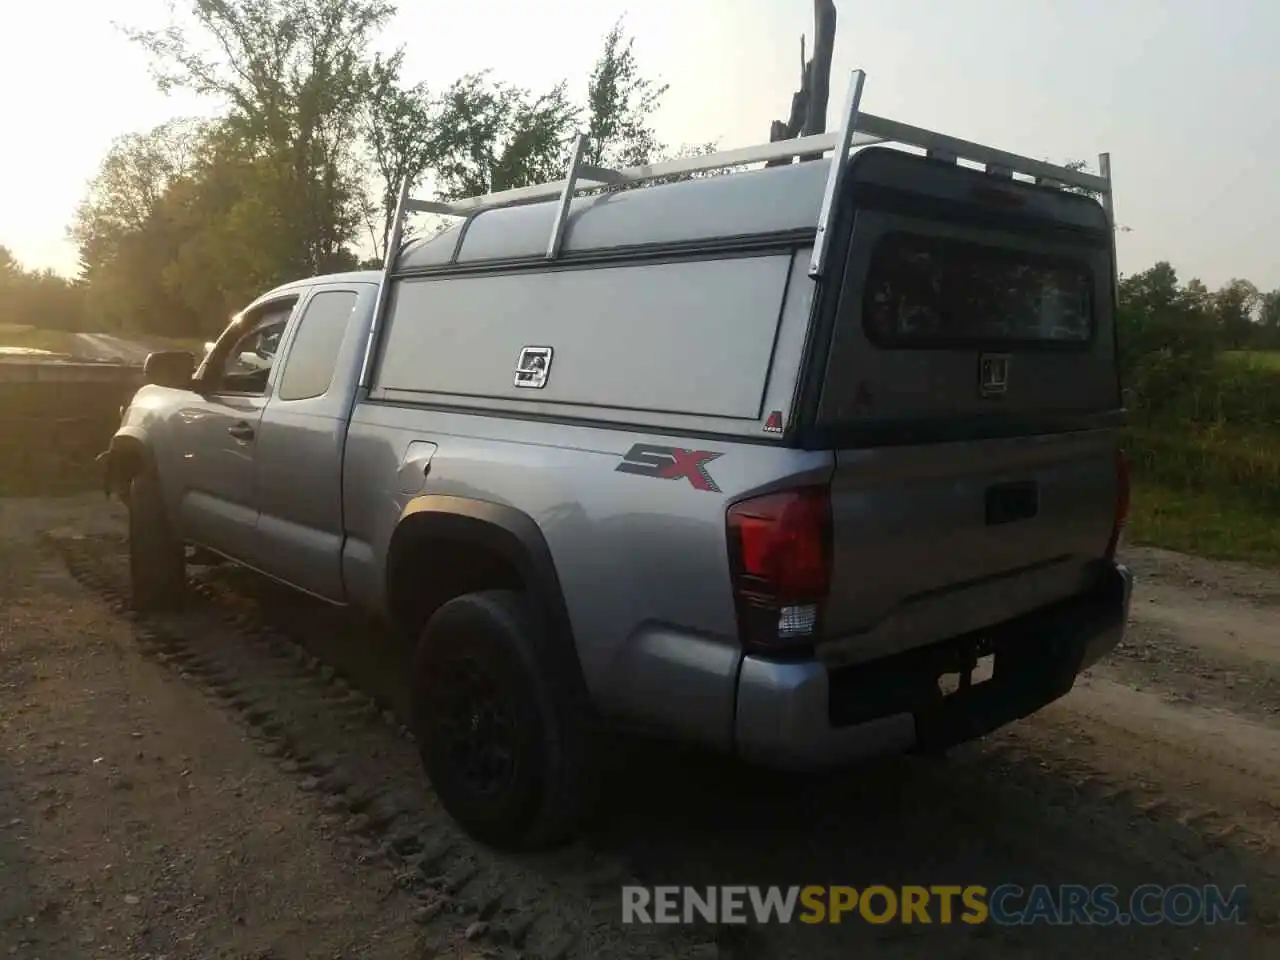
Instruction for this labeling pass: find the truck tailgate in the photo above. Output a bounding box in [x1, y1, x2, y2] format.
[819, 429, 1120, 666]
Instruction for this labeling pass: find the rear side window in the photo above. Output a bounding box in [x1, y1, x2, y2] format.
[277, 291, 358, 401]
[863, 232, 1094, 348]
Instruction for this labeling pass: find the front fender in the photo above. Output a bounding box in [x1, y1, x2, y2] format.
[100, 428, 152, 499]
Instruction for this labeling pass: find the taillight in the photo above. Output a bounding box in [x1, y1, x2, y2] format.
[1106, 448, 1130, 559]
[726, 486, 832, 655]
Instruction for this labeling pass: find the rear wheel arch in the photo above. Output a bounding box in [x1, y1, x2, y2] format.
[385, 497, 587, 695]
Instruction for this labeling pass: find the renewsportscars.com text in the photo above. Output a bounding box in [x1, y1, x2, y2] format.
[621, 884, 1249, 926]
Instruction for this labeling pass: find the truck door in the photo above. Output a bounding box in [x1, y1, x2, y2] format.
[179, 301, 296, 562]
[252, 283, 373, 601]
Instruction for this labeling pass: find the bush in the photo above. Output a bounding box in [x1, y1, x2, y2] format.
[1116, 262, 1280, 556]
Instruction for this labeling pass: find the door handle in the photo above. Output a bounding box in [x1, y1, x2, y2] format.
[227, 422, 255, 441]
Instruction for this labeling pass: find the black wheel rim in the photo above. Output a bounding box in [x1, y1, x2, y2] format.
[435, 658, 517, 797]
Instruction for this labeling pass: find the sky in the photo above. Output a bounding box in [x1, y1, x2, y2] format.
[1, 0, 1276, 290]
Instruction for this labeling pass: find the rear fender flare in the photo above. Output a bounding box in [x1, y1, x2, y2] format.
[385, 496, 588, 699]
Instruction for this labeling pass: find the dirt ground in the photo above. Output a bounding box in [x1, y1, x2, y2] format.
[0, 499, 423, 959]
[1, 495, 1277, 959]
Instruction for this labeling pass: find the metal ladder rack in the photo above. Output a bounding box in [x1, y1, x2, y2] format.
[359, 69, 1115, 391]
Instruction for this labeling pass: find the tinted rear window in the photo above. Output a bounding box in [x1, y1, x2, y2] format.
[277, 290, 357, 401]
[863, 232, 1094, 348]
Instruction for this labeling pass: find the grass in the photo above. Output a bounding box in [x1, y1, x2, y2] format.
[1128, 424, 1280, 514]
[0, 323, 76, 355]
[1127, 481, 1280, 568]
[1126, 407, 1280, 567]
[1222, 349, 1280, 370]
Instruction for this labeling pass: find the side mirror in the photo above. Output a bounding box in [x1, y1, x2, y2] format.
[142, 350, 196, 389]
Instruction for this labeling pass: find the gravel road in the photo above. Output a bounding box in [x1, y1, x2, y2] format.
[1, 495, 1276, 959]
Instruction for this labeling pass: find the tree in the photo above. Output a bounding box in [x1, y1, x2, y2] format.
[1211, 278, 1260, 350]
[584, 18, 668, 168]
[127, 0, 394, 274]
[361, 53, 439, 257]
[71, 120, 206, 281]
[429, 72, 579, 200]
[0, 247, 86, 332]
[1258, 289, 1280, 350]
[1117, 262, 1220, 414]
[70, 121, 210, 334]
[70, 116, 345, 337]
[0, 245, 20, 279]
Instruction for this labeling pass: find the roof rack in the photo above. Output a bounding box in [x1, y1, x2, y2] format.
[359, 69, 1115, 390]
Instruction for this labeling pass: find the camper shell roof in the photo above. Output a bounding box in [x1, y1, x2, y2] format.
[395, 159, 829, 272]
[394, 147, 1113, 274]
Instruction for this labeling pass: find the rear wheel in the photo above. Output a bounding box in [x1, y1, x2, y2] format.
[127, 467, 186, 611]
[411, 589, 598, 850]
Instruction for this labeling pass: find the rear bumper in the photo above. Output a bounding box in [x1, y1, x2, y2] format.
[733, 561, 1133, 769]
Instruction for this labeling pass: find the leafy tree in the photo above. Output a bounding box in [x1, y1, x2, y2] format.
[360, 19, 674, 255]
[69, 122, 207, 334]
[1211, 278, 1260, 350]
[1117, 262, 1222, 415]
[1258, 289, 1280, 349]
[71, 120, 206, 280]
[428, 72, 579, 201]
[127, 0, 393, 273]
[361, 53, 439, 257]
[0, 245, 21, 279]
[584, 18, 668, 168]
[0, 247, 86, 332]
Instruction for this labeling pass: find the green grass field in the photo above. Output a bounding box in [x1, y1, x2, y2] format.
[1127, 413, 1279, 568]
[1222, 349, 1280, 370]
[1128, 481, 1280, 567]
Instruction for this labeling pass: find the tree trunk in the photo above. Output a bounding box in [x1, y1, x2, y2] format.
[766, 0, 837, 167]
[802, 0, 836, 137]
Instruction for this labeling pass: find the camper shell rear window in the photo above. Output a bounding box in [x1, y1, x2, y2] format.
[862, 231, 1096, 349]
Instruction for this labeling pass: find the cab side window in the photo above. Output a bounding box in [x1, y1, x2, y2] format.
[276, 291, 359, 402]
[211, 310, 291, 395]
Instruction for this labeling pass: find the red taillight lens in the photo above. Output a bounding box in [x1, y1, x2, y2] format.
[726, 487, 832, 654]
[1106, 449, 1130, 558]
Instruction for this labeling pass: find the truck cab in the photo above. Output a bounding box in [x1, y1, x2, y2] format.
[108, 274, 379, 603]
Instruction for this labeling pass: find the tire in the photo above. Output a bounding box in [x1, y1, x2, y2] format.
[411, 589, 598, 851]
[128, 467, 186, 612]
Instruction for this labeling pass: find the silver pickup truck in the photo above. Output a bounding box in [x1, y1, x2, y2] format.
[102, 72, 1133, 851]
